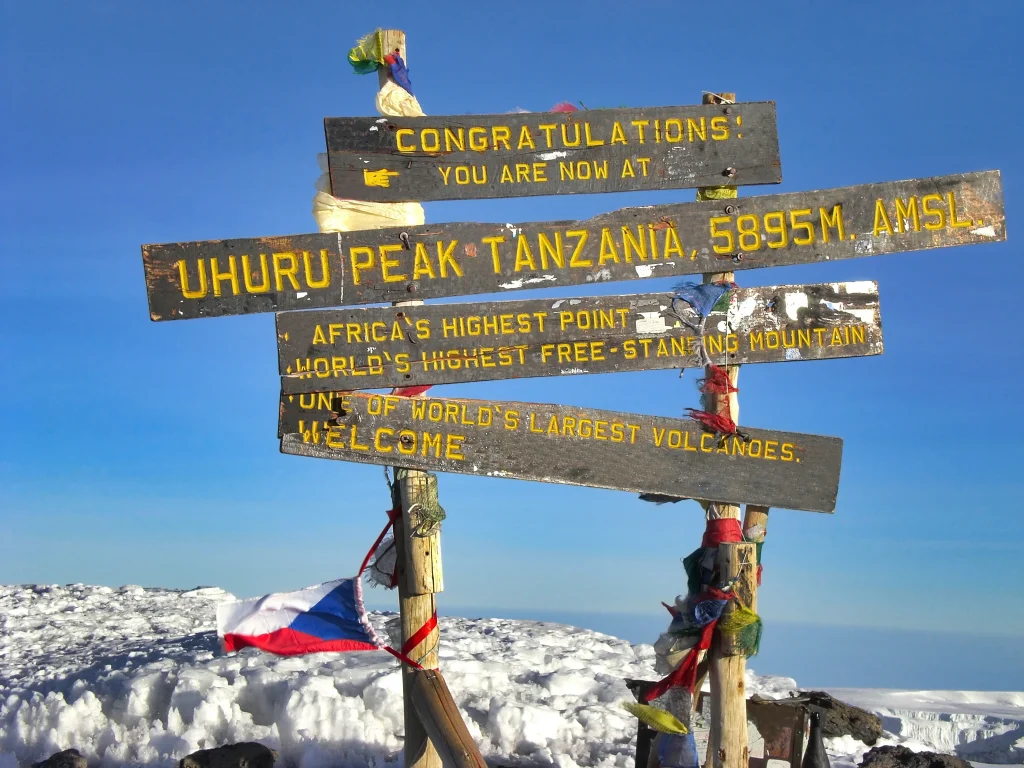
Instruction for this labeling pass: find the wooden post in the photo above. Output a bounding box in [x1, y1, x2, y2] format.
[410, 669, 488, 768]
[377, 30, 443, 768]
[377, 29, 405, 90]
[698, 90, 747, 768]
[715, 542, 757, 658]
[710, 540, 756, 768]
[742, 505, 769, 614]
[392, 501, 441, 768]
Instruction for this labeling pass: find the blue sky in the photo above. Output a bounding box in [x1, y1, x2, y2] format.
[2, 0, 1022, 666]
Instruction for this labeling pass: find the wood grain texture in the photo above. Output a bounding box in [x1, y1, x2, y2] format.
[394, 512, 442, 766]
[700, 90, 746, 768]
[410, 670, 487, 768]
[711, 543, 756, 767]
[324, 104, 780, 202]
[142, 172, 1003, 321]
[276, 282, 882, 393]
[717, 543, 758, 657]
[278, 392, 843, 513]
[372, 32, 440, 768]
[742, 505, 769, 614]
[398, 468, 443, 596]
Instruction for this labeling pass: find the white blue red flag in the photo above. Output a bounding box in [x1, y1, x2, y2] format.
[217, 577, 383, 656]
[216, 509, 431, 664]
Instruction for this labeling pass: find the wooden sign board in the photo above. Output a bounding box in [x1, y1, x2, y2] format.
[277, 282, 883, 394]
[278, 392, 843, 513]
[324, 103, 781, 202]
[142, 172, 1003, 321]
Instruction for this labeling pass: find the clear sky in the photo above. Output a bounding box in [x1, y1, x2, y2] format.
[2, 0, 1022, 675]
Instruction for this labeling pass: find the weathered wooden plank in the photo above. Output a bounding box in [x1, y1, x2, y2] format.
[143, 233, 340, 320]
[324, 104, 781, 202]
[142, 172, 1003, 321]
[277, 282, 882, 394]
[278, 393, 843, 513]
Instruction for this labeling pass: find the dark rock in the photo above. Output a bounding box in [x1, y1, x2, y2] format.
[32, 749, 87, 768]
[799, 690, 884, 746]
[179, 743, 278, 768]
[859, 745, 973, 768]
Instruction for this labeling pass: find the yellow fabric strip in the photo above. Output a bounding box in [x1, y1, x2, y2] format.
[696, 186, 738, 201]
[622, 702, 689, 734]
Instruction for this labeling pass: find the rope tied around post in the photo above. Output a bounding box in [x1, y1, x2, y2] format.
[668, 281, 733, 368]
[645, 515, 762, 706]
[686, 364, 748, 440]
[699, 365, 738, 399]
[643, 588, 761, 703]
[348, 28, 414, 95]
[702, 518, 743, 547]
[636, 285, 735, 506]
[355, 508, 436, 670]
[743, 521, 767, 586]
[406, 473, 446, 538]
[717, 603, 762, 658]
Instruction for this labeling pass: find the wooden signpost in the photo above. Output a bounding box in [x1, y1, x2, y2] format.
[323, 104, 782, 202]
[277, 281, 883, 393]
[141, 172, 1004, 321]
[137, 25, 1009, 768]
[278, 391, 844, 513]
[696, 91, 751, 768]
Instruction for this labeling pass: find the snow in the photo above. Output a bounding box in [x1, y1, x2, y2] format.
[1, 585, 1022, 768]
[823, 690, 1024, 766]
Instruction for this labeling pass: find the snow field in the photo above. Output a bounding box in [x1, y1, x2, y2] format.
[827, 690, 1024, 765]
[0, 585, 681, 767]
[2, 585, 1021, 768]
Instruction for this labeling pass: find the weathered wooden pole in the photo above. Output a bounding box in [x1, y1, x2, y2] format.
[377, 29, 443, 768]
[698, 90, 751, 768]
[742, 504, 769, 614]
[393, 469, 443, 768]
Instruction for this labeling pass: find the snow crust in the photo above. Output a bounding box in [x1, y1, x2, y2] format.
[1, 585, 1021, 768]
[825, 689, 1024, 766]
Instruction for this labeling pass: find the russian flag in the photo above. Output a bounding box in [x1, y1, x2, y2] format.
[217, 578, 383, 656]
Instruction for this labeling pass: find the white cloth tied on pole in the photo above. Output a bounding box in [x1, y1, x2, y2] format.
[312, 80, 426, 233]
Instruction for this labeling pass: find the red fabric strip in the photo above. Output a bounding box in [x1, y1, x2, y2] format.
[680, 621, 716, 689]
[702, 518, 743, 547]
[223, 628, 378, 656]
[702, 586, 734, 602]
[402, 612, 438, 655]
[641, 620, 717, 702]
[642, 586, 742, 702]
[358, 509, 401, 577]
[391, 385, 431, 398]
[383, 645, 424, 669]
[700, 365, 738, 395]
[686, 408, 738, 435]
